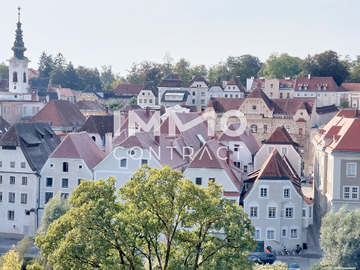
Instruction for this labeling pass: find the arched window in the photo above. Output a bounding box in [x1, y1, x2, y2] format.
[250, 124, 257, 133]
[23, 72, 27, 83]
[13, 72, 18, 83]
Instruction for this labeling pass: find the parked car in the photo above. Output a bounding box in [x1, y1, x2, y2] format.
[288, 263, 300, 270]
[247, 252, 276, 264]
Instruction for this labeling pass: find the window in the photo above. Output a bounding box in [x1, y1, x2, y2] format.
[283, 188, 290, 198]
[10, 176, 15, 185]
[45, 192, 53, 203]
[286, 93, 290, 99]
[264, 125, 268, 134]
[234, 162, 241, 168]
[63, 162, 69, 172]
[46, 178, 53, 187]
[9, 192, 15, 203]
[139, 99, 142, 103]
[10, 161, 15, 168]
[346, 163, 357, 177]
[234, 144, 239, 152]
[281, 147, 287, 155]
[290, 229, 298, 239]
[149, 99, 153, 103]
[20, 162, 26, 168]
[252, 105, 257, 110]
[250, 207, 258, 218]
[23, 72, 27, 83]
[0, 161, 2, 167]
[260, 187, 268, 198]
[281, 228, 287, 238]
[22, 176, 27, 185]
[0, 192, 2, 202]
[8, 210, 14, 221]
[266, 230, 275, 240]
[280, 93, 283, 98]
[343, 186, 359, 200]
[243, 165, 248, 172]
[0, 175, 2, 184]
[61, 193, 69, 199]
[268, 207, 276, 218]
[302, 208, 306, 217]
[21, 193, 27, 204]
[62, 178, 69, 188]
[309, 206, 312, 218]
[285, 207, 293, 218]
[209, 177, 215, 183]
[250, 124, 257, 133]
[13, 72, 18, 83]
[254, 229, 260, 240]
[299, 128, 303, 135]
[195, 177, 202, 185]
[50, 164, 54, 168]
[120, 158, 127, 168]
[141, 159, 148, 166]
[78, 179, 82, 185]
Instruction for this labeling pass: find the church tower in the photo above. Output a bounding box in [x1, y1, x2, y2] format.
[8, 7, 29, 94]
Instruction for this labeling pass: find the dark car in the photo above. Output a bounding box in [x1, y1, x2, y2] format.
[247, 252, 276, 264]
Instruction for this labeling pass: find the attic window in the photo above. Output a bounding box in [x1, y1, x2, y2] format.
[63, 162, 69, 172]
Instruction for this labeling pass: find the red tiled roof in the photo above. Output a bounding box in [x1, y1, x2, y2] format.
[294, 76, 338, 91]
[77, 101, 105, 112]
[313, 109, 360, 152]
[341, 82, 360, 92]
[32, 100, 85, 128]
[264, 126, 297, 146]
[226, 76, 245, 91]
[51, 132, 105, 169]
[158, 74, 183, 87]
[206, 97, 245, 113]
[188, 139, 241, 191]
[273, 98, 314, 115]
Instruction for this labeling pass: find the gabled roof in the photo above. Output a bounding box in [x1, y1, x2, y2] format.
[247, 88, 275, 110]
[294, 76, 339, 91]
[50, 132, 105, 170]
[206, 97, 245, 113]
[80, 115, 113, 137]
[314, 109, 360, 153]
[244, 149, 312, 204]
[141, 84, 159, 97]
[32, 100, 85, 128]
[226, 77, 245, 91]
[188, 139, 242, 191]
[113, 84, 144, 96]
[188, 76, 209, 87]
[219, 124, 259, 155]
[264, 126, 298, 146]
[158, 74, 183, 87]
[0, 122, 60, 172]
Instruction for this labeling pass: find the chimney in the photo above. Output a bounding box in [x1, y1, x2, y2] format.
[104, 132, 113, 154]
[308, 74, 311, 79]
[356, 108, 359, 118]
[146, 106, 150, 116]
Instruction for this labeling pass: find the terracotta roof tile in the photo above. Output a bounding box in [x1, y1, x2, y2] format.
[113, 84, 144, 96]
[341, 82, 360, 92]
[294, 76, 338, 91]
[51, 132, 105, 169]
[264, 126, 297, 146]
[206, 97, 245, 113]
[80, 115, 113, 138]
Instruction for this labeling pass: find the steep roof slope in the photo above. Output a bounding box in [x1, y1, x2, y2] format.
[32, 100, 85, 128]
[0, 122, 60, 172]
[80, 115, 114, 137]
[263, 126, 298, 146]
[50, 132, 105, 169]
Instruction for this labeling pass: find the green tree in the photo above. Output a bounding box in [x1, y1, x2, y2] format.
[127, 61, 165, 86]
[262, 53, 303, 78]
[254, 262, 288, 270]
[0, 63, 9, 80]
[174, 58, 192, 84]
[320, 208, 360, 268]
[38, 52, 54, 78]
[35, 166, 255, 270]
[207, 62, 230, 84]
[0, 249, 23, 270]
[63, 62, 80, 89]
[100, 65, 116, 91]
[226, 55, 262, 85]
[38, 193, 70, 234]
[76, 66, 103, 91]
[347, 56, 360, 82]
[303, 50, 349, 85]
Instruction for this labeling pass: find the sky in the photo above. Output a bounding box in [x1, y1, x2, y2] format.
[0, 0, 359, 76]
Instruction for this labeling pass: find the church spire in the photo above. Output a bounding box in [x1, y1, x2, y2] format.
[12, 7, 26, 59]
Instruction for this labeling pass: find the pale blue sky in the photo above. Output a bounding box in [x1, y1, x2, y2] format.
[0, 0, 358, 75]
